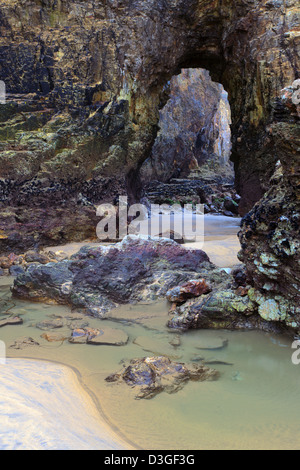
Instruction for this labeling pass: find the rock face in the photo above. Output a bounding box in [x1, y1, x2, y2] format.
[239, 159, 300, 330]
[167, 288, 280, 333]
[238, 84, 300, 329]
[12, 235, 227, 317]
[105, 356, 219, 400]
[0, 0, 299, 251]
[141, 178, 240, 216]
[139, 68, 233, 184]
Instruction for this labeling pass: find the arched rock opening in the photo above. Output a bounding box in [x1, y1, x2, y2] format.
[140, 68, 233, 185]
[138, 68, 239, 216]
[0, 0, 299, 327]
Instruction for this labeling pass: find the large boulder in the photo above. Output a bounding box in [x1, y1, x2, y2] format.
[12, 235, 227, 317]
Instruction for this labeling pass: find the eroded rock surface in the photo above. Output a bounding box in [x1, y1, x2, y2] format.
[239, 158, 300, 330]
[12, 236, 227, 317]
[69, 327, 129, 346]
[139, 69, 233, 184]
[0, 0, 299, 249]
[105, 356, 219, 400]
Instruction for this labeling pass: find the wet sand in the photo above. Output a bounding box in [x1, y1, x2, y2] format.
[0, 358, 130, 450]
[44, 214, 242, 269]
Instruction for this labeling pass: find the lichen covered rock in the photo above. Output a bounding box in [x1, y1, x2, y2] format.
[239, 158, 300, 331]
[167, 287, 291, 334]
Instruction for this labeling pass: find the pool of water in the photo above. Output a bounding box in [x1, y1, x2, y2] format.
[1, 214, 299, 450]
[0, 276, 299, 450]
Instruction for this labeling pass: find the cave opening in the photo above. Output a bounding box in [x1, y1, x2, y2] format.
[139, 68, 240, 218]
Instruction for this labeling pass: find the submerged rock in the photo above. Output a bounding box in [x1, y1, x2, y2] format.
[41, 333, 68, 343]
[133, 336, 181, 359]
[105, 356, 219, 400]
[69, 327, 128, 346]
[9, 337, 40, 349]
[0, 316, 23, 328]
[36, 318, 64, 331]
[204, 360, 234, 367]
[169, 335, 182, 348]
[196, 338, 229, 351]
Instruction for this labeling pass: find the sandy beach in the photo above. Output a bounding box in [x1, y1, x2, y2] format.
[0, 358, 129, 450]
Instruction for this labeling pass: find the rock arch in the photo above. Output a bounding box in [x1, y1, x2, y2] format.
[0, 1, 298, 209]
[0, 0, 299, 325]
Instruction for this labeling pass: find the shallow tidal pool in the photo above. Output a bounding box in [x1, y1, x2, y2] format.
[0, 276, 300, 450]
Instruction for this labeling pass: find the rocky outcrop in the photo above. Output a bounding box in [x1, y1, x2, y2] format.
[237, 82, 300, 330]
[139, 68, 233, 184]
[12, 235, 227, 316]
[0, 0, 299, 250]
[11, 231, 300, 334]
[167, 253, 299, 335]
[105, 356, 219, 400]
[167, 288, 286, 333]
[141, 179, 240, 216]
